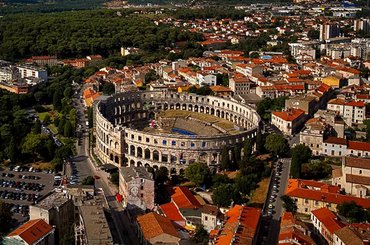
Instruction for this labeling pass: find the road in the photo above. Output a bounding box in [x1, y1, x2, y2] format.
[71, 87, 139, 245]
[257, 158, 291, 245]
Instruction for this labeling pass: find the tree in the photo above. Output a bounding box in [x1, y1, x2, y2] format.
[185, 162, 212, 187]
[212, 183, 234, 207]
[63, 87, 73, 98]
[82, 176, 95, 185]
[154, 167, 169, 185]
[190, 225, 209, 245]
[212, 174, 232, 188]
[43, 114, 51, 125]
[281, 195, 297, 213]
[243, 138, 252, 159]
[53, 89, 63, 111]
[33, 119, 41, 134]
[110, 173, 119, 186]
[337, 201, 367, 223]
[307, 29, 320, 40]
[255, 132, 264, 153]
[0, 201, 12, 235]
[58, 117, 66, 135]
[301, 159, 332, 180]
[265, 133, 290, 157]
[64, 120, 73, 137]
[102, 82, 115, 95]
[220, 146, 231, 170]
[250, 52, 260, 58]
[22, 132, 47, 162]
[291, 144, 312, 178]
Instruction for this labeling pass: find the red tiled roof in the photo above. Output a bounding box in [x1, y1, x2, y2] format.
[159, 202, 184, 222]
[210, 85, 232, 93]
[348, 141, 370, 152]
[356, 94, 370, 100]
[344, 157, 370, 170]
[346, 101, 365, 107]
[286, 179, 370, 208]
[272, 108, 305, 121]
[311, 207, 345, 234]
[215, 205, 261, 245]
[137, 213, 179, 241]
[172, 187, 202, 209]
[7, 219, 53, 244]
[324, 137, 347, 145]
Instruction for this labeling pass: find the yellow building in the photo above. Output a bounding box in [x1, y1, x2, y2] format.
[322, 76, 341, 88]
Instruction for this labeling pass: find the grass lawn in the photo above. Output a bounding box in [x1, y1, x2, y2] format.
[48, 124, 58, 134]
[32, 162, 53, 170]
[250, 178, 270, 205]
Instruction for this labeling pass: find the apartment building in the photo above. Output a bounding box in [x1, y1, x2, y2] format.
[327, 98, 366, 126]
[285, 179, 370, 214]
[119, 167, 155, 211]
[322, 137, 370, 157]
[17, 64, 48, 82]
[334, 224, 370, 245]
[278, 212, 314, 245]
[3, 219, 55, 245]
[29, 192, 75, 243]
[311, 207, 345, 245]
[320, 24, 340, 40]
[271, 108, 306, 135]
[235, 63, 263, 77]
[332, 157, 370, 198]
[228, 73, 251, 95]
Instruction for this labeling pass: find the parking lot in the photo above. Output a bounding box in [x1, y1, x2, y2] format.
[0, 166, 55, 222]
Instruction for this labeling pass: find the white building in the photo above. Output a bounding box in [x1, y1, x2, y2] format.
[271, 108, 306, 135]
[235, 63, 263, 77]
[196, 73, 217, 86]
[17, 65, 48, 82]
[327, 98, 366, 126]
[333, 157, 370, 198]
[354, 19, 370, 32]
[320, 24, 340, 40]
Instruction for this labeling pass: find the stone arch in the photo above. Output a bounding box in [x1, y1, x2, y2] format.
[179, 169, 185, 175]
[110, 154, 113, 161]
[153, 150, 160, 161]
[115, 156, 119, 164]
[182, 104, 187, 110]
[221, 111, 225, 118]
[137, 161, 143, 167]
[153, 165, 159, 170]
[188, 104, 193, 111]
[137, 147, 143, 158]
[194, 105, 199, 112]
[130, 160, 135, 166]
[145, 149, 150, 159]
[170, 168, 177, 175]
[170, 154, 177, 163]
[144, 163, 150, 168]
[115, 142, 119, 149]
[130, 145, 136, 156]
[200, 106, 204, 113]
[216, 109, 220, 117]
[176, 103, 181, 110]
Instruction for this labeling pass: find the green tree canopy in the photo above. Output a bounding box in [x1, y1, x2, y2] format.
[185, 162, 212, 187]
[281, 195, 297, 214]
[82, 176, 95, 185]
[291, 144, 312, 178]
[265, 133, 290, 157]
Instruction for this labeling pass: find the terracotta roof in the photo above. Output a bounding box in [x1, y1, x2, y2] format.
[202, 204, 219, 216]
[286, 179, 370, 208]
[136, 212, 179, 241]
[7, 219, 53, 244]
[210, 85, 232, 93]
[346, 174, 370, 186]
[328, 98, 365, 107]
[356, 94, 370, 100]
[159, 202, 184, 222]
[272, 108, 305, 121]
[215, 205, 261, 245]
[348, 141, 370, 151]
[324, 137, 347, 145]
[311, 207, 345, 234]
[171, 186, 202, 209]
[334, 225, 370, 245]
[344, 157, 370, 170]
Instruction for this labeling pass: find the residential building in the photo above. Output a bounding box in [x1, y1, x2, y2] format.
[119, 167, 155, 211]
[278, 212, 315, 245]
[327, 98, 366, 126]
[17, 64, 48, 82]
[136, 212, 180, 245]
[75, 204, 113, 245]
[3, 219, 54, 245]
[228, 73, 251, 95]
[322, 76, 342, 89]
[210, 85, 233, 97]
[332, 157, 370, 198]
[311, 207, 345, 245]
[320, 24, 340, 40]
[213, 205, 261, 245]
[285, 94, 318, 116]
[334, 224, 370, 245]
[271, 108, 306, 135]
[83, 88, 102, 107]
[196, 72, 217, 86]
[201, 204, 222, 232]
[29, 56, 58, 67]
[285, 179, 370, 214]
[29, 192, 75, 243]
[235, 63, 263, 77]
[322, 137, 370, 157]
[353, 19, 370, 32]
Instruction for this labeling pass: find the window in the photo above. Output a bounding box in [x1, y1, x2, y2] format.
[205, 216, 208, 221]
[146, 138, 149, 143]
[360, 170, 362, 174]
[141, 186, 143, 190]
[191, 143, 195, 147]
[305, 199, 309, 204]
[163, 140, 167, 145]
[138, 136, 142, 141]
[172, 141, 176, 146]
[141, 193, 143, 198]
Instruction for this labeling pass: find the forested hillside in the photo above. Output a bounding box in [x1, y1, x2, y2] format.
[0, 10, 202, 61]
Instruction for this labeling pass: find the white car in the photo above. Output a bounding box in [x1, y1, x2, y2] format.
[268, 204, 274, 209]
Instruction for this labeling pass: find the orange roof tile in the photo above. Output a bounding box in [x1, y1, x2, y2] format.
[210, 85, 232, 93]
[172, 186, 202, 209]
[137, 213, 179, 241]
[348, 141, 370, 152]
[311, 207, 345, 234]
[159, 202, 184, 222]
[7, 219, 53, 244]
[272, 108, 305, 121]
[286, 179, 370, 208]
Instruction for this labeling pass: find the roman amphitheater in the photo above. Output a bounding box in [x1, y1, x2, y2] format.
[94, 91, 261, 174]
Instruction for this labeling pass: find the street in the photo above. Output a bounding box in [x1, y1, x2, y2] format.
[257, 158, 291, 245]
[72, 86, 139, 245]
